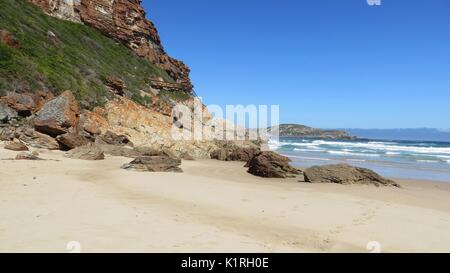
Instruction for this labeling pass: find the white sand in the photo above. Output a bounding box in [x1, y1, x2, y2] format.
[1, 144, 450, 253]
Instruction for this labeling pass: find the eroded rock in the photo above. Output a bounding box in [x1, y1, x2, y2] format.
[66, 143, 105, 160]
[4, 141, 29, 151]
[121, 156, 182, 172]
[303, 164, 401, 187]
[246, 151, 302, 178]
[15, 152, 40, 160]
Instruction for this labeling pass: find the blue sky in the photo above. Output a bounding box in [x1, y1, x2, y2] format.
[144, 0, 450, 129]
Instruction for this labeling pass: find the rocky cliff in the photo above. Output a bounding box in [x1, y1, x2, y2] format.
[28, 0, 193, 92]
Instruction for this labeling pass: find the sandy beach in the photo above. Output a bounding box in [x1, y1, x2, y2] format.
[1, 144, 450, 253]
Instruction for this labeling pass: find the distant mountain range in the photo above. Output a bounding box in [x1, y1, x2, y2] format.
[344, 128, 450, 142]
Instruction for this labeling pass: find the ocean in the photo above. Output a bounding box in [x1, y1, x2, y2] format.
[270, 137, 450, 182]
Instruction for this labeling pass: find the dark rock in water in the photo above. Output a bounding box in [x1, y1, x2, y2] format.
[303, 164, 401, 187]
[246, 151, 302, 178]
[34, 90, 79, 137]
[56, 131, 89, 150]
[0, 102, 18, 123]
[98, 131, 132, 146]
[15, 152, 40, 160]
[4, 141, 29, 151]
[121, 156, 182, 172]
[67, 143, 105, 160]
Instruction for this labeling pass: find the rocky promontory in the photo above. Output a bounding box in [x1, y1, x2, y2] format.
[270, 124, 355, 140]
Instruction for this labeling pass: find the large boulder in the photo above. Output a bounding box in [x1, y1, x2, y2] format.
[34, 90, 79, 137]
[0, 102, 18, 123]
[4, 141, 29, 151]
[245, 151, 302, 178]
[121, 156, 182, 172]
[303, 164, 401, 187]
[56, 131, 89, 150]
[66, 143, 105, 160]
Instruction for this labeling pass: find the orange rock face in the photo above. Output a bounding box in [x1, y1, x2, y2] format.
[28, 0, 193, 92]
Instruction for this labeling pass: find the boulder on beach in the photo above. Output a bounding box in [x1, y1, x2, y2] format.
[34, 91, 79, 137]
[245, 151, 302, 178]
[15, 151, 40, 160]
[303, 164, 401, 187]
[56, 131, 88, 150]
[66, 143, 105, 160]
[121, 156, 182, 172]
[4, 141, 29, 151]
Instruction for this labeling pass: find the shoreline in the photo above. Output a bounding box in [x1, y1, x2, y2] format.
[1, 146, 450, 252]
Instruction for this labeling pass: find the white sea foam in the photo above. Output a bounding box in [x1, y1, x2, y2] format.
[417, 160, 440, 163]
[298, 140, 450, 155]
[327, 150, 380, 157]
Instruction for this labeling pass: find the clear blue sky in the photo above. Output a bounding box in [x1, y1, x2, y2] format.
[144, 0, 450, 129]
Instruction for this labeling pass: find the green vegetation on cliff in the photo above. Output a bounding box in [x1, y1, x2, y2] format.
[0, 0, 175, 108]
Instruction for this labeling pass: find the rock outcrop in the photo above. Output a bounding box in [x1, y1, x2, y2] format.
[121, 156, 182, 172]
[303, 164, 400, 187]
[210, 141, 260, 162]
[29, 0, 193, 92]
[0, 125, 60, 150]
[0, 91, 53, 117]
[269, 124, 355, 140]
[245, 151, 302, 178]
[34, 90, 79, 137]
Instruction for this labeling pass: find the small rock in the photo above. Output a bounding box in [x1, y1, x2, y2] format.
[121, 156, 182, 172]
[105, 76, 125, 96]
[15, 152, 40, 160]
[66, 143, 105, 160]
[56, 131, 88, 150]
[98, 131, 132, 146]
[4, 141, 29, 151]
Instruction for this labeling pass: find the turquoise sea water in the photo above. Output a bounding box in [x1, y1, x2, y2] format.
[270, 137, 450, 182]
